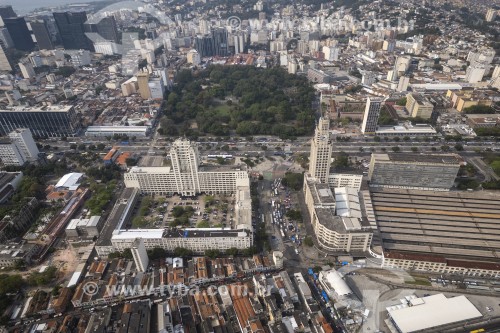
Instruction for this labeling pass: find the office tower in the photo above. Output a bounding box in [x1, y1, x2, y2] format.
[137, 72, 151, 99]
[29, 20, 54, 50]
[405, 93, 434, 119]
[7, 128, 39, 161]
[170, 138, 201, 196]
[194, 28, 229, 58]
[386, 69, 397, 81]
[84, 16, 119, 43]
[0, 5, 16, 19]
[0, 28, 13, 49]
[131, 238, 149, 272]
[0, 105, 80, 137]
[0, 44, 11, 71]
[233, 31, 246, 54]
[361, 98, 382, 134]
[465, 65, 486, 83]
[323, 46, 339, 61]
[368, 153, 460, 190]
[186, 49, 200, 65]
[148, 78, 165, 99]
[53, 12, 93, 50]
[194, 35, 214, 58]
[4, 17, 34, 51]
[0, 139, 27, 166]
[362, 72, 376, 86]
[212, 28, 229, 56]
[486, 8, 497, 22]
[308, 115, 332, 183]
[397, 76, 410, 92]
[123, 138, 249, 196]
[19, 62, 35, 79]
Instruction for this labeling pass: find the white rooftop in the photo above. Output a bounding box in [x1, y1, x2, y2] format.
[55, 172, 83, 190]
[112, 229, 163, 240]
[321, 269, 352, 297]
[335, 187, 361, 218]
[388, 294, 482, 333]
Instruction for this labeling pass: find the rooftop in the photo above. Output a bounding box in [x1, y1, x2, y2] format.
[371, 188, 500, 268]
[388, 294, 482, 333]
[372, 153, 460, 165]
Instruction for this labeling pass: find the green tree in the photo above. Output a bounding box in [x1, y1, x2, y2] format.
[226, 247, 239, 256]
[304, 236, 314, 247]
[205, 249, 221, 258]
[173, 247, 193, 257]
[286, 209, 302, 222]
[282, 172, 304, 191]
[148, 247, 167, 260]
[392, 146, 401, 152]
[454, 143, 464, 151]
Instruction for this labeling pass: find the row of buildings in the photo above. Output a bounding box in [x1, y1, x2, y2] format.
[303, 105, 500, 277]
[97, 138, 254, 256]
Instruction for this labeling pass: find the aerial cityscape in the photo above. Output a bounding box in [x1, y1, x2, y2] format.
[0, 0, 499, 332]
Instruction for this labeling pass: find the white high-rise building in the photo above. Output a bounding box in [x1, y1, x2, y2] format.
[0, 44, 11, 71]
[361, 98, 383, 134]
[7, 128, 39, 161]
[387, 69, 398, 81]
[323, 46, 339, 61]
[0, 128, 39, 166]
[131, 238, 149, 272]
[148, 77, 165, 99]
[486, 8, 497, 22]
[0, 140, 26, 166]
[362, 72, 376, 86]
[308, 115, 332, 183]
[186, 49, 201, 65]
[465, 65, 486, 83]
[492, 65, 500, 80]
[124, 138, 249, 196]
[19, 62, 35, 79]
[397, 76, 410, 92]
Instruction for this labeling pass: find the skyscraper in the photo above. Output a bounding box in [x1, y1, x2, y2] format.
[84, 16, 119, 43]
[0, 44, 11, 71]
[361, 98, 382, 134]
[29, 20, 54, 50]
[131, 238, 149, 272]
[212, 28, 228, 56]
[0, 28, 13, 49]
[7, 128, 39, 161]
[195, 34, 214, 58]
[308, 115, 332, 183]
[169, 138, 201, 196]
[4, 17, 34, 51]
[53, 12, 93, 51]
[136, 72, 151, 99]
[0, 5, 16, 21]
[194, 28, 229, 58]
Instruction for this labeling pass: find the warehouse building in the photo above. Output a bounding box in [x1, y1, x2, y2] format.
[368, 153, 461, 191]
[387, 294, 482, 333]
[371, 188, 500, 277]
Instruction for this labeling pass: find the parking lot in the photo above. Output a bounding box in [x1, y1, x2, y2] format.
[130, 194, 237, 229]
